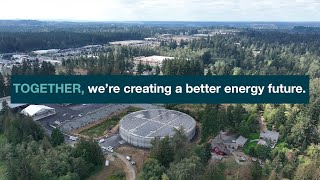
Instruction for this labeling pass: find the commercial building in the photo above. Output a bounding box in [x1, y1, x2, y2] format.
[133, 55, 174, 67]
[119, 109, 196, 148]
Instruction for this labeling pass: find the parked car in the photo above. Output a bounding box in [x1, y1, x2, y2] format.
[107, 146, 113, 152]
[98, 139, 105, 143]
[101, 146, 108, 151]
[126, 156, 131, 161]
[69, 136, 78, 141]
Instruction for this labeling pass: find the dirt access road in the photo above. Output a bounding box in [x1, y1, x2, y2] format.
[113, 152, 136, 180]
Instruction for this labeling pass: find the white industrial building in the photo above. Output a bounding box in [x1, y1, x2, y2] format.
[109, 40, 146, 46]
[21, 105, 56, 121]
[133, 55, 174, 67]
[32, 49, 60, 55]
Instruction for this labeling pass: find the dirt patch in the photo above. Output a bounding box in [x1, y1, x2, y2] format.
[89, 155, 125, 180]
[175, 104, 205, 113]
[116, 145, 150, 173]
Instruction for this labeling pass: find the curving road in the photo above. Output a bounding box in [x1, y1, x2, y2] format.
[113, 152, 136, 180]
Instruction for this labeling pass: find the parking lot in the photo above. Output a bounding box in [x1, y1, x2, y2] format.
[38, 104, 163, 133]
[38, 104, 110, 132]
[99, 134, 123, 152]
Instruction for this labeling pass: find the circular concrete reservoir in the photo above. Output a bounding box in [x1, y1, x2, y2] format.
[119, 109, 196, 148]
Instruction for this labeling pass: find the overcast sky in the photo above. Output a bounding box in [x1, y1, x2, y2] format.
[0, 0, 319, 21]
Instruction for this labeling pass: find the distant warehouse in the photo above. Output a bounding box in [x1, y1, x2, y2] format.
[21, 105, 56, 121]
[119, 109, 196, 148]
[133, 56, 174, 67]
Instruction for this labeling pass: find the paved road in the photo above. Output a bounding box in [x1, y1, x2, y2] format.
[98, 134, 136, 180]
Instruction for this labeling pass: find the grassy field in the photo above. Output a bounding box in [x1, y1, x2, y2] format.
[80, 106, 142, 137]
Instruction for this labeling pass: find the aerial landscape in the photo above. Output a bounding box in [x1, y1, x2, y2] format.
[0, 0, 320, 180]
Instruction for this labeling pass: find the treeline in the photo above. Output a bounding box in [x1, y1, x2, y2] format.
[0, 61, 56, 98]
[162, 58, 203, 75]
[139, 129, 213, 180]
[0, 31, 145, 53]
[11, 61, 56, 75]
[0, 72, 10, 98]
[0, 107, 105, 179]
[180, 32, 320, 77]
[63, 46, 158, 75]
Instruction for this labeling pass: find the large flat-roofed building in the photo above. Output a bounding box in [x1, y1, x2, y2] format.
[32, 49, 60, 55]
[119, 109, 196, 148]
[21, 105, 56, 121]
[109, 40, 146, 46]
[133, 56, 174, 67]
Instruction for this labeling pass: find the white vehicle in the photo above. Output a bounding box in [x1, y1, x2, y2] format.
[54, 121, 61, 125]
[78, 113, 83, 117]
[239, 157, 247, 162]
[126, 156, 131, 161]
[98, 139, 105, 144]
[105, 160, 110, 167]
[105, 146, 113, 152]
[130, 161, 136, 165]
[101, 146, 108, 151]
[69, 136, 78, 141]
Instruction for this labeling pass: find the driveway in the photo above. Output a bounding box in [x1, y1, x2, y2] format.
[113, 152, 136, 180]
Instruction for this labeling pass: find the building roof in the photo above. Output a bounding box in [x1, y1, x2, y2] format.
[213, 143, 230, 154]
[257, 139, 267, 146]
[134, 56, 174, 64]
[21, 105, 54, 116]
[260, 130, 279, 141]
[236, 136, 248, 146]
[0, 96, 27, 110]
[120, 109, 196, 139]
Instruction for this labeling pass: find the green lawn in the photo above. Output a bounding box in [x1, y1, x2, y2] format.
[247, 133, 259, 140]
[243, 141, 258, 155]
[80, 107, 142, 137]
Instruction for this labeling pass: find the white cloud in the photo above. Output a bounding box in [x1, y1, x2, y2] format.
[0, 0, 319, 21]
